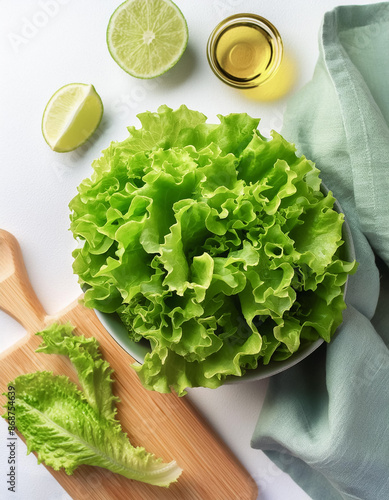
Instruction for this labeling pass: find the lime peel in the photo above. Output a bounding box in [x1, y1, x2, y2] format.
[106, 0, 188, 79]
[42, 83, 103, 153]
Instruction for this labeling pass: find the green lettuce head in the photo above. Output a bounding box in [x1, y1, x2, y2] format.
[70, 105, 357, 396]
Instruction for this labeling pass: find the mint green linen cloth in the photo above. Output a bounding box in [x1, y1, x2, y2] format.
[251, 3, 389, 499]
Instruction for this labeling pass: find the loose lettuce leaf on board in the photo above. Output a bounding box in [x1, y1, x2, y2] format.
[3, 323, 182, 487]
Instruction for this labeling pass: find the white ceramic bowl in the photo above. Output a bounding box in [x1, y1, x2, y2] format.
[95, 187, 355, 383]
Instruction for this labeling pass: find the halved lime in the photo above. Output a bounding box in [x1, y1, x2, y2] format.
[42, 83, 103, 153]
[107, 0, 188, 79]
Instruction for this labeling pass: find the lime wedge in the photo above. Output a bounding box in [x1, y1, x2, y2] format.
[107, 0, 188, 79]
[42, 83, 103, 153]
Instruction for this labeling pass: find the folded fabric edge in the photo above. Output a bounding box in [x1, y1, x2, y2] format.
[320, 2, 389, 266]
[260, 449, 342, 500]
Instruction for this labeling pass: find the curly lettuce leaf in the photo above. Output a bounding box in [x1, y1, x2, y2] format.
[3, 323, 181, 487]
[69, 105, 358, 396]
[35, 322, 119, 425]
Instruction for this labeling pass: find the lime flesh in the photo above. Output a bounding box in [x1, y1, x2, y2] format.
[42, 83, 103, 153]
[107, 0, 188, 79]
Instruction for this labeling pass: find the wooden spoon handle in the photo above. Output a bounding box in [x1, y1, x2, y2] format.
[0, 230, 46, 333]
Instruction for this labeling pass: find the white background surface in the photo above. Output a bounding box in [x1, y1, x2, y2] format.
[0, 1, 379, 499]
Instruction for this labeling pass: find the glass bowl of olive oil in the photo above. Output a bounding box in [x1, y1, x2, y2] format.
[207, 13, 283, 89]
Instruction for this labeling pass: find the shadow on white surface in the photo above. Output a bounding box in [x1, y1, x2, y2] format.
[161, 44, 199, 88]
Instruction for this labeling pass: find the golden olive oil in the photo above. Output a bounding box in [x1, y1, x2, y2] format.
[207, 14, 283, 89]
[215, 24, 273, 81]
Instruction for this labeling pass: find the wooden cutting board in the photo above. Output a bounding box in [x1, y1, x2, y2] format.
[0, 230, 258, 500]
